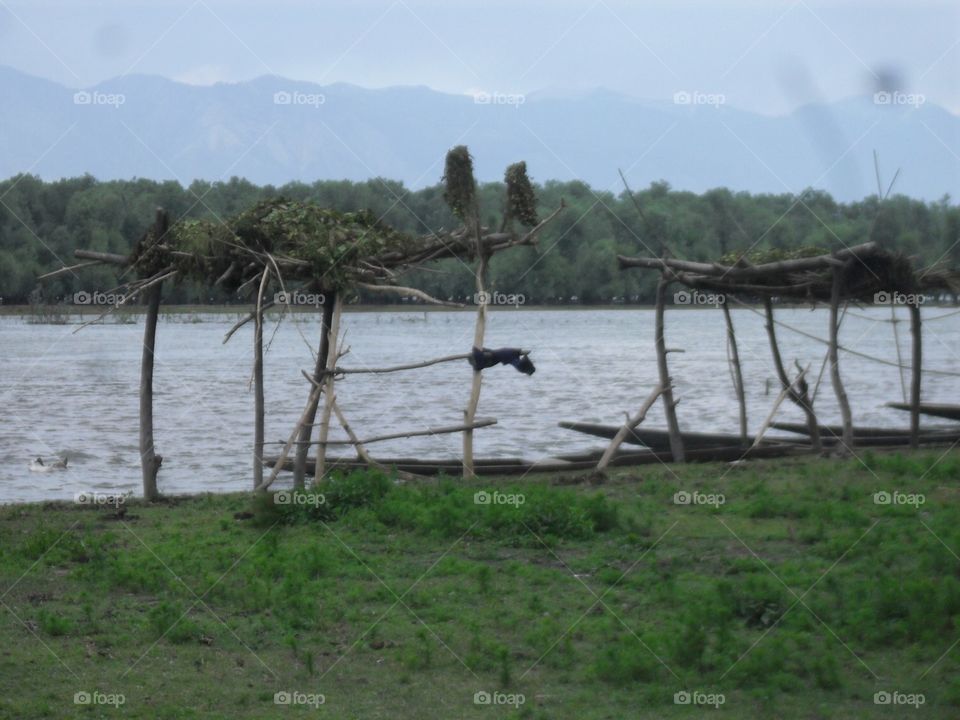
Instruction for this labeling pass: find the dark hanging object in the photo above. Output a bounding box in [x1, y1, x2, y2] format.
[505, 161, 539, 227]
[469, 347, 536, 375]
[442, 145, 477, 221]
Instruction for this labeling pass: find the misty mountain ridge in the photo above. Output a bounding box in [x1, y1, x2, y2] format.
[2, 66, 957, 201]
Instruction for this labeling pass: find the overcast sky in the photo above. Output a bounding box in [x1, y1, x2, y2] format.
[0, 0, 957, 114]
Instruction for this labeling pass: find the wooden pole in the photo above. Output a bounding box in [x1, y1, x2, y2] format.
[314, 294, 343, 484]
[252, 268, 270, 489]
[292, 292, 336, 488]
[764, 298, 822, 452]
[829, 268, 854, 451]
[139, 209, 167, 501]
[722, 299, 748, 447]
[655, 274, 685, 462]
[596, 384, 666, 471]
[257, 383, 323, 492]
[463, 198, 488, 479]
[752, 366, 808, 449]
[909, 302, 922, 449]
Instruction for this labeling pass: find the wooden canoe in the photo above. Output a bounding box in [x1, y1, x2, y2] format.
[558, 422, 752, 449]
[886, 402, 960, 422]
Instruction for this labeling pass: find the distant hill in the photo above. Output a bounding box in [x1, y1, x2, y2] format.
[2, 66, 958, 201]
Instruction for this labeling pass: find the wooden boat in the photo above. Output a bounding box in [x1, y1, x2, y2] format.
[558, 422, 753, 449]
[772, 422, 918, 438]
[886, 402, 960, 422]
[265, 443, 803, 477]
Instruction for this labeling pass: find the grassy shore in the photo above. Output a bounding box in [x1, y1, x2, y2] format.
[1, 452, 959, 718]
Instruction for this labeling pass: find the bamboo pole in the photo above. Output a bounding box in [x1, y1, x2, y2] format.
[139, 210, 167, 501]
[829, 268, 854, 451]
[596, 384, 666, 471]
[722, 299, 748, 447]
[655, 274, 685, 462]
[763, 298, 822, 452]
[314, 294, 343, 484]
[909, 302, 922, 449]
[252, 268, 270, 489]
[292, 292, 336, 488]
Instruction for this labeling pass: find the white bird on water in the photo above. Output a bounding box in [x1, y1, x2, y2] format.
[29, 457, 68, 472]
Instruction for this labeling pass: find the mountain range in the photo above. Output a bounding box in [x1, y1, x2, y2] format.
[1, 66, 958, 201]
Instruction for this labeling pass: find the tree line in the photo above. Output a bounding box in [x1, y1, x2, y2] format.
[1, 173, 957, 306]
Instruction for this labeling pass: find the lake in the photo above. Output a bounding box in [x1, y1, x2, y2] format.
[1, 306, 958, 503]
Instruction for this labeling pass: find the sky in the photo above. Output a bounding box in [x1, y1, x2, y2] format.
[0, 0, 957, 114]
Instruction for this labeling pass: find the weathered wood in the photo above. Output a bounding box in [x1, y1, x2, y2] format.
[909, 303, 923, 449]
[356, 282, 463, 307]
[463, 208, 488, 479]
[74, 249, 129, 266]
[829, 269, 854, 451]
[655, 274, 685, 462]
[37, 260, 104, 280]
[753, 365, 807, 449]
[293, 293, 336, 488]
[596, 384, 665, 471]
[618, 242, 878, 278]
[252, 268, 269, 489]
[764, 298, 822, 452]
[139, 210, 166, 501]
[286, 419, 498, 447]
[315, 294, 343, 484]
[722, 299, 748, 446]
[257, 383, 323, 492]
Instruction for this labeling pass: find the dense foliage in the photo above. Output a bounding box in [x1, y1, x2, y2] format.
[1, 173, 958, 305]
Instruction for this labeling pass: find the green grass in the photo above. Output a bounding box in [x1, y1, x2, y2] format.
[1, 452, 959, 718]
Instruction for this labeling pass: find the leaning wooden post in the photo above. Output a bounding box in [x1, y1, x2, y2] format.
[655, 274, 685, 462]
[764, 298, 822, 452]
[722, 298, 748, 447]
[252, 268, 270, 489]
[292, 291, 336, 488]
[597, 383, 666, 472]
[829, 268, 854, 451]
[139, 209, 167, 501]
[314, 293, 343, 484]
[909, 301, 922, 449]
